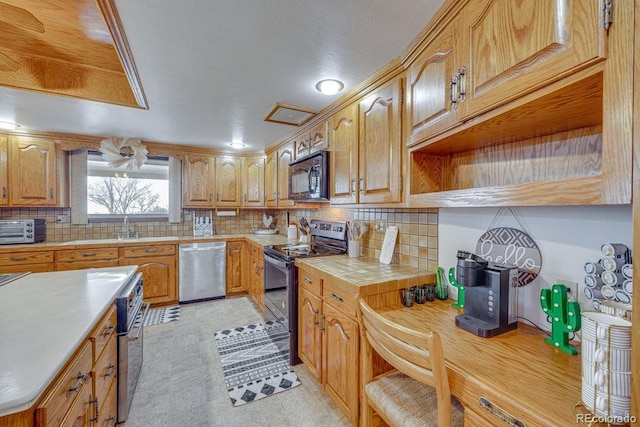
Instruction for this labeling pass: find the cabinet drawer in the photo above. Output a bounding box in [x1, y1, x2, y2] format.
[56, 248, 118, 262]
[56, 260, 119, 271]
[36, 341, 92, 426]
[299, 269, 321, 296]
[95, 379, 118, 427]
[93, 336, 117, 410]
[123, 245, 175, 258]
[322, 283, 357, 318]
[60, 375, 92, 427]
[90, 306, 117, 363]
[0, 251, 54, 265]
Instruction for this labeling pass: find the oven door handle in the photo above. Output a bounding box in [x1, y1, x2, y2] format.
[129, 302, 150, 342]
[264, 254, 290, 269]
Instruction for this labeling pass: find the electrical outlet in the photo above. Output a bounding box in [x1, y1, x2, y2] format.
[556, 279, 578, 300]
[56, 215, 69, 224]
[374, 219, 387, 233]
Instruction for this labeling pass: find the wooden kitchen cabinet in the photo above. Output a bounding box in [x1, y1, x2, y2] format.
[298, 282, 322, 380]
[294, 133, 310, 158]
[215, 156, 242, 207]
[0, 135, 8, 206]
[248, 243, 264, 311]
[265, 141, 295, 207]
[0, 250, 54, 274]
[182, 153, 214, 208]
[358, 77, 403, 204]
[242, 156, 265, 207]
[55, 248, 119, 271]
[309, 122, 328, 153]
[226, 240, 246, 295]
[265, 151, 278, 207]
[460, 0, 605, 119]
[9, 136, 58, 206]
[329, 103, 358, 204]
[121, 245, 177, 306]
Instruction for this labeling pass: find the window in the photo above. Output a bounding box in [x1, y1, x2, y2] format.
[87, 151, 169, 217]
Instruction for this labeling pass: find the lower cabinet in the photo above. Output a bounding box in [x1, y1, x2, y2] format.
[247, 243, 264, 310]
[297, 267, 359, 426]
[226, 241, 246, 295]
[120, 245, 177, 306]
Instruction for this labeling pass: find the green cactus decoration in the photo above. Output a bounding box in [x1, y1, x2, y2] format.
[539, 284, 581, 355]
[435, 266, 448, 300]
[448, 267, 465, 309]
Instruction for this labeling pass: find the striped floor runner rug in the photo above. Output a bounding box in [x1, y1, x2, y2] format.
[135, 305, 181, 327]
[214, 321, 300, 406]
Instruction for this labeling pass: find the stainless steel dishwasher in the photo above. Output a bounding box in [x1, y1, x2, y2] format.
[179, 242, 226, 303]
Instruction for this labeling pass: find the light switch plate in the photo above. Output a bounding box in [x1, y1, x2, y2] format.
[374, 219, 387, 233]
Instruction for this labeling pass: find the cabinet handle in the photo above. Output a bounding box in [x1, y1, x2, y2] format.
[458, 66, 467, 102]
[103, 364, 116, 378]
[50, 188, 54, 199]
[209, 193, 213, 202]
[102, 325, 115, 338]
[320, 314, 325, 332]
[216, 193, 220, 202]
[144, 248, 158, 253]
[89, 396, 99, 422]
[10, 257, 27, 262]
[230, 248, 241, 253]
[359, 178, 364, 196]
[350, 179, 356, 196]
[331, 292, 344, 303]
[66, 372, 89, 397]
[82, 253, 97, 257]
[479, 397, 525, 426]
[313, 309, 319, 325]
[2, 186, 5, 198]
[304, 277, 313, 284]
[450, 75, 459, 110]
[244, 194, 247, 202]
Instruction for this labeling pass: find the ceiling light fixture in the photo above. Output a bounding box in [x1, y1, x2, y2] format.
[228, 142, 246, 149]
[0, 121, 20, 131]
[315, 79, 344, 96]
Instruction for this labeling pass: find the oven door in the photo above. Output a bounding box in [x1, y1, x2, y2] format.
[263, 254, 291, 327]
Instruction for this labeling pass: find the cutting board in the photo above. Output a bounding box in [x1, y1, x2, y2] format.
[379, 226, 398, 264]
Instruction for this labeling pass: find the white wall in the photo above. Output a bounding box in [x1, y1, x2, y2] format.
[438, 205, 632, 330]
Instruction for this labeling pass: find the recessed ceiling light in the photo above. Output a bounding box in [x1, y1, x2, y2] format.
[315, 79, 344, 96]
[0, 121, 20, 131]
[228, 142, 246, 149]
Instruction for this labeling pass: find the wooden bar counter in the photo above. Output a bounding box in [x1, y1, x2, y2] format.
[374, 299, 586, 426]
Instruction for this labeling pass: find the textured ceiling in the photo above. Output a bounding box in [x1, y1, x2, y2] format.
[0, 0, 445, 151]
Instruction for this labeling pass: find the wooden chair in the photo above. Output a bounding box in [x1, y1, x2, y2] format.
[359, 299, 464, 426]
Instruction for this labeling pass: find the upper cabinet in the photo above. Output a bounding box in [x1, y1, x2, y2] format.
[265, 151, 278, 207]
[243, 156, 265, 207]
[9, 136, 63, 206]
[309, 122, 328, 153]
[215, 156, 243, 207]
[276, 143, 295, 207]
[358, 77, 403, 204]
[329, 103, 358, 205]
[0, 136, 7, 206]
[182, 153, 214, 208]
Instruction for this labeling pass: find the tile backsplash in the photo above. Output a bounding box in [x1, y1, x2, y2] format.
[1, 205, 439, 271]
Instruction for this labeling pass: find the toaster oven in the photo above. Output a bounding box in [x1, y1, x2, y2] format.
[0, 219, 46, 244]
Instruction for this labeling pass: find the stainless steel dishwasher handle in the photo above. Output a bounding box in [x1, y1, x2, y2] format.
[181, 247, 221, 252]
[129, 302, 150, 342]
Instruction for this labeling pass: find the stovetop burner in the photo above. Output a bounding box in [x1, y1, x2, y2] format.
[263, 219, 348, 262]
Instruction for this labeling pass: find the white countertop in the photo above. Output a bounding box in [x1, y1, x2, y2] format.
[0, 266, 138, 416]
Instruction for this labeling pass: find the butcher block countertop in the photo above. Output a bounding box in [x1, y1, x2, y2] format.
[295, 255, 435, 296]
[0, 266, 138, 416]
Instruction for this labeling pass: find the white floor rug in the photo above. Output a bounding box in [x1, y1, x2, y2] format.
[134, 305, 180, 327]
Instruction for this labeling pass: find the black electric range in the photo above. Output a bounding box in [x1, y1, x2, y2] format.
[262, 219, 348, 365]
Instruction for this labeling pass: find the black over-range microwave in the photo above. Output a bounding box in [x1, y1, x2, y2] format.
[288, 150, 329, 201]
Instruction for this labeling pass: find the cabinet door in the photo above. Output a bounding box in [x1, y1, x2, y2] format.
[406, 20, 460, 146]
[322, 302, 359, 426]
[265, 151, 278, 207]
[277, 142, 295, 207]
[243, 156, 265, 207]
[358, 78, 402, 204]
[0, 135, 7, 206]
[122, 256, 176, 306]
[226, 241, 246, 294]
[295, 134, 310, 158]
[182, 153, 214, 208]
[298, 287, 322, 380]
[9, 136, 57, 206]
[329, 104, 358, 204]
[461, 0, 605, 118]
[250, 253, 264, 311]
[309, 122, 328, 153]
[215, 156, 242, 207]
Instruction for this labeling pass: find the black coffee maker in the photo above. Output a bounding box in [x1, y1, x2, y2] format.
[455, 251, 518, 337]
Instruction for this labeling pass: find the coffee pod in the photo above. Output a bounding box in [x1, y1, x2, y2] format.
[601, 270, 624, 286]
[600, 285, 617, 300]
[622, 279, 633, 294]
[601, 243, 629, 258]
[601, 257, 625, 272]
[621, 263, 633, 279]
[584, 287, 603, 300]
[614, 289, 632, 304]
[584, 275, 604, 289]
[584, 261, 605, 275]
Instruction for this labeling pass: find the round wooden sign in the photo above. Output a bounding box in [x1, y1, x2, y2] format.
[476, 227, 542, 286]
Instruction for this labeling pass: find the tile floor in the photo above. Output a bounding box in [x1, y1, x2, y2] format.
[125, 297, 350, 427]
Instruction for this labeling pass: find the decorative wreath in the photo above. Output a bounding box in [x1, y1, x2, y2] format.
[99, 137, 148, 169]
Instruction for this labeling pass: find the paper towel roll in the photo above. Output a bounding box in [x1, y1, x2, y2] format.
[288, 224, 297, 240]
